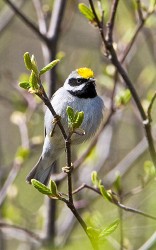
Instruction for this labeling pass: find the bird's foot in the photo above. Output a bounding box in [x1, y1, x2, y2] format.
[50, 115, 61, 137]
[52, 115, 61, 124]
[62, 163, 73, 173]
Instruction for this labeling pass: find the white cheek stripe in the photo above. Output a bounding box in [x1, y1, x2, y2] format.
[64, 79, 86, 91]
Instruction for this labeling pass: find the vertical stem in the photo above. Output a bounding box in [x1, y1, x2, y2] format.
[65, 138, 74, 204]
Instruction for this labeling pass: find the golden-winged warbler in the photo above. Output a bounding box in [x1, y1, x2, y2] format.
[26, 68, 104, 185]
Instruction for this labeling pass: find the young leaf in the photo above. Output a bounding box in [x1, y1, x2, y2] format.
[49, 179, 59, 197]
[31, 54, 39, 76]
[98, 219, 119, 239]
[19, 81, 30, 90]
[23, 52, 32, 70]
[99, 184, 112, 202]
[15, 146, 30, 164]
[87, 227, 101, 239]
[31, 179, 52, 195]
[144, 161, 156, 178]
[91, 171, 100, 187]
[78, 3, 95, 22]
[29, 71, 39, 90]
[73, 111, 84, 129]
[115, 89, 131, 107]
[114, 173, 122, 193]
[39, 59, 60, 76]
[66, 106, 75, 123]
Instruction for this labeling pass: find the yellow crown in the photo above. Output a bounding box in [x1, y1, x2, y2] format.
[77, 67, 94, 79]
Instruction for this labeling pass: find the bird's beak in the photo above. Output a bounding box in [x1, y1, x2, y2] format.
[88, 78, 96, 85]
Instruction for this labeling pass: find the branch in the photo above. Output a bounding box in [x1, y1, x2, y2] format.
[0, 222, 42, 242]
[120, 5, 156, 64]
[73, 184, 156, 220]
[48, 0, 67, 40]
[106, 0, 120, 43]
[88, 0, 156, 167]
[0, 0, 25, 34]
[3, 0, 48, 44]
[136, 0, 144, 22]
[0, 161, 21, 207]
[32, 0, 47, 35]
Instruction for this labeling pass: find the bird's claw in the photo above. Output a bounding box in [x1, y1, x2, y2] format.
[50, 115, 61, 137]
[62, 163, 73, 173]
[52, 115, 61, 124]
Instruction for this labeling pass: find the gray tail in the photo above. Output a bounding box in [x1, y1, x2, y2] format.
[26, 157, 54, 185]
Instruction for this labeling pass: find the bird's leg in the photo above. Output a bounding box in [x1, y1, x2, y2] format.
[62, 163, 73, 173]
[50, 115, 61, 137]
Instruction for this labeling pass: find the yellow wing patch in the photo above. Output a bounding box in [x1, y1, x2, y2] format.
[77, 67, 94, 79]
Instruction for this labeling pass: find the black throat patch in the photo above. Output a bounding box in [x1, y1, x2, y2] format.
[68, 82, 97, 99]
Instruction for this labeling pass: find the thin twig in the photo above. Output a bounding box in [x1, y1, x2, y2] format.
[136, 0, 144, 22]
[88, 0, 156, 167]
[0, 222, 42, 242]
[3, 0, 48, 43]
[0, 0, 25, 34]
[73, 184, 156, 220]
[120, 8, 155, 64]
[0, 161, 21, 207]
[147, 92, 156, 123]
[106, 0, 120, 43]
[32, 0, 47, 35]
[48, 0, 67, 39]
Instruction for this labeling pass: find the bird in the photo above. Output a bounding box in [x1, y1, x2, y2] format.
[26, 67, 104, 185]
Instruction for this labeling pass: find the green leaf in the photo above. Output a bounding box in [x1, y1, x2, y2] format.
[31, 179, 52, 195]
[66, 106, 75, 123]
[78, 3, 95, 22]
[29, 71, 39, 90]
[115, 89, 131, 107]
[99, 184, 112, 202]
[31, 54, 39, 76]
[144, 161, 156, 178]
[98, 219, 119, 239]
[23, 52, 32, 70]
[87, 227, 101, 239]
[49, 179, 59, 197]
[19, 81, 30, 90]
[40, 59, 60, 75]
[113, 173, 122, 192]
[91, 171, 100, 187]
[15, 146, 30, 164]
[73, 111, 84, 129]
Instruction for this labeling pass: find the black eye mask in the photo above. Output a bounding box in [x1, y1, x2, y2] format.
[68, 81, 97, 99]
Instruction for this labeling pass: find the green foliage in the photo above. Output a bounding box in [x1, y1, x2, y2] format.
[39, 59, 60, 75]
[23, 52, 32, 70]
[31, 179, 59, 199]
[91, 171, 100, 187]
[115, 89, 131, 107]
[144, 161, 156, 179]
[30, 54, 39, 76]
[87, 219, 119, 245]
[98, 219, 119, 239]
[99, 185, 113, 202]
[31, 179, 53, 195]
[29, 71, 39, 90]
[19, 81, 30, 90]
[78, 3, 95, 22]
[49, 179, 59, 197]
[113, 173, 122, 193]
[15, 147, 30, 164]
[19, 52, 60, 93]
[66, 106, 85, 133]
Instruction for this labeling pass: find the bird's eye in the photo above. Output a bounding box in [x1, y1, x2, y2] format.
[77, 78, 86, 84]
